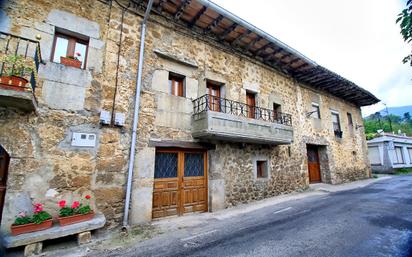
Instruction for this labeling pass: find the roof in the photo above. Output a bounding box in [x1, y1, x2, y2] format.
[367, 133, 412, 144]
[144, 0, 380, 106]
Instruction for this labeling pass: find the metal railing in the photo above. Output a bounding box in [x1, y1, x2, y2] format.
[0, 32, 43, 93]
[193, 94, 293, 126]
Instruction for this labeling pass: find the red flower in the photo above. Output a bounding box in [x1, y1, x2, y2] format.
[85, 195, 91, 199]
[58, 200, 66, 208]
[75, 52, 81, 57]
[33, 203, 43, 214]
[71, 201, 80, 209]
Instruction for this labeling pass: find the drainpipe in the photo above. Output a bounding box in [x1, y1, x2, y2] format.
[122, 0, 154, 229]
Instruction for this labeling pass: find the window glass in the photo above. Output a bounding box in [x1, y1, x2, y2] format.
[53, 36, 69, 63]
[184, 153, 204, 177]
[168, 74, 184, 97]
[332, 112, 341, 131]
[256, 160, 268, 178]
[394, 147, 404, 164]
[154, 152, 178, 178]
[311, 103, 320, 119]
[74, 42, 87, 68]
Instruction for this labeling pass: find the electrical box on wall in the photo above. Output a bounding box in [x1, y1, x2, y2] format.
[100, 110, 111, 125]
[114, 112, 125, 126]
[71, 132, 97, 147]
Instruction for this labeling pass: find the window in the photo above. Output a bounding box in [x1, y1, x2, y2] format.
[331, 112, 342, 138]
[311, 103, 321, 119]
[168, 73, 185, 97]
[394, 146, 404, 164]
[273, 103, 282, 122]
[368, 146, 381, 165]
[207, 81, 221, 111]
[51, 32, 89, 69]
[256, 160, 268, 178]
[347, 112, 353, 129]
[408, 148, 412, 163]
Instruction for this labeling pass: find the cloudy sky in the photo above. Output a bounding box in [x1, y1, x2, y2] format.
[212, 0, 411, 116]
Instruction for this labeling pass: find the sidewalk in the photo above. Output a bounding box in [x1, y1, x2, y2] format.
[7, 175, 391, 257]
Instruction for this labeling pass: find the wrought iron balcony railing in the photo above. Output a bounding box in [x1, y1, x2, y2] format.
[0, 32, 43, 93]
[193, 94, 293, 126]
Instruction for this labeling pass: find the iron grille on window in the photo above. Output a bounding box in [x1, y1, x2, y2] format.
[184, 153, 204, 177]
[154, 152, 178, 178]
[192, 94, 292, 126]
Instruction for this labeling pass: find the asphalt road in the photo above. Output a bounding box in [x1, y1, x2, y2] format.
[101, 175, 412, 257]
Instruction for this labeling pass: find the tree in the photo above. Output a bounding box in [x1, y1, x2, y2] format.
[403, 112, 412, 125]
[396, 0, 412, 65]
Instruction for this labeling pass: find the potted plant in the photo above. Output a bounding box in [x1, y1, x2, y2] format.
[0, 55, 33, 91]
[60, 52, 82, 69]
[57, 195, 94, 226]
[10, 203, 53, 236]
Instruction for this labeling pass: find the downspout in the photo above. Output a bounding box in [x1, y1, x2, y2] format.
[122, 0, 154, 229]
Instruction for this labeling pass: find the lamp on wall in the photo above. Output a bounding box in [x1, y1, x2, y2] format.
[305, 110, 317, 118]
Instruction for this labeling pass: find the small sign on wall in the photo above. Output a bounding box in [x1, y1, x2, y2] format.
[71, 132, 97, 147]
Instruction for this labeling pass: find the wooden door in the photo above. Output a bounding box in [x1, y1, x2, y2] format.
[246, 92, 256, 119]
[0, 146, 10, 224]
[307, 146, 321, 183]
[152, 149, 207, 219]
[207, 83, 220, 112]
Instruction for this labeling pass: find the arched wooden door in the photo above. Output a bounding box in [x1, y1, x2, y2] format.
[0, 145, 10, 223]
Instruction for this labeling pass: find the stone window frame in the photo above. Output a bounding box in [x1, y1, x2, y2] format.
[252, 156, 270, 180]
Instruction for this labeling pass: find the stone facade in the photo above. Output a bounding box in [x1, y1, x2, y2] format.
[0, 0, 372, 232]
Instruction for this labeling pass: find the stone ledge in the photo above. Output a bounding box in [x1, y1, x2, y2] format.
[3, 213, 106, 248]
[154, 48, 198, 68]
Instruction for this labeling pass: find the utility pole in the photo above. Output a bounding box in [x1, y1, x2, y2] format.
[383, 103, 393, 132]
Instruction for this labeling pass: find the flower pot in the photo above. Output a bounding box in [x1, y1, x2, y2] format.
[10, 219, 52, 236]
[0, 75, 28, 91]
[57, 211, 94, 226]
[60, 57, 82, 69]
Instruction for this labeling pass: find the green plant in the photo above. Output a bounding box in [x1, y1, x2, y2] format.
[0, 54, 33, 76]
[12, 203, 52, 225]
[65, 52, 81, 61]
[58, 195, 93, 217]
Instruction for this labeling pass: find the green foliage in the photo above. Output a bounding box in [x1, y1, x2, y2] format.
[364, 112, 412, 137]
[394, 168, 412, 175]
[78, 205, 91, 215]
[0, 54, 33, 76]
[59, 206, 76, 217]
[13, 216, 32, 226]
[31, 211, 52, 224]
[396, 0, 412, 65]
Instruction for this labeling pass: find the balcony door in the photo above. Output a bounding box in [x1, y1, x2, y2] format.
[207, 83, 220, 112]
[246, 92, 256, 119]
[0, 145, 9, 223]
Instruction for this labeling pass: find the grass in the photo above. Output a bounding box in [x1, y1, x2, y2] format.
[394, 168, 412, 175]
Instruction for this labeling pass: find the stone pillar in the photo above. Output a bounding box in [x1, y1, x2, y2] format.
[77, 231, 92, 245]
[208, 148, 225, 211]
[24, 242, 42, 256]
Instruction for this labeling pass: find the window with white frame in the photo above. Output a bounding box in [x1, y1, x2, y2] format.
[408, 148, 412, 163]
[368, 146, 381, 165]
[311, 103, 320, 119]
[393, 146, 404, 164]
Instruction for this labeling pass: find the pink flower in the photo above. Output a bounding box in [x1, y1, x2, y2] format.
[75, 52, 81, 57]
[58, 200, 66, 208]
[71, 201, 80, 209]
[18, 211, 26, 217]
[33, 203, 43, 214]
[85, 195, 91, 199]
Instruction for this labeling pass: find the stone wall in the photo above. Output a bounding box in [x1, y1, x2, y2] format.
[0, 0, 371, 231]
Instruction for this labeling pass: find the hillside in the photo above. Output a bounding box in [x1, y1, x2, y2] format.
[373, 105, 412, 117]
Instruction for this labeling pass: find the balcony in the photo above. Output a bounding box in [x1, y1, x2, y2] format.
[0, 32, 43, 112]
[192, 94, 294, 145]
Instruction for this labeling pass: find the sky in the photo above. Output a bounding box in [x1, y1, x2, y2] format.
[211, 0, 412, 116]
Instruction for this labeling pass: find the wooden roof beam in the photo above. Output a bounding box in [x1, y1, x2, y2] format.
[245, 35, 262, 51]
[205, 14, 224, 33]
[174, 0, 192, 20]
[218, 22, 237, 40]
[157, 0, 167, 12]
[188, 6, 207, 27]
[232, 29, 251, 46]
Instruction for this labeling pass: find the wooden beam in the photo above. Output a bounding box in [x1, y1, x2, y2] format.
[157, 0, 167, 12]
[205, 14, 224, 33]
[245, 35, 261, 51]
[232, 29, 251, 46]
[188, 6, 207, 27]
[218, 22, 237, 40]
[174, 0, 191, 20]
[255, 43, 273, 56]
[295, 69, 323, 80]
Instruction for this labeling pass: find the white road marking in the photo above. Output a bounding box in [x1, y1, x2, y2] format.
[273, 207, 292, 214]
[181, 229, 218, 242]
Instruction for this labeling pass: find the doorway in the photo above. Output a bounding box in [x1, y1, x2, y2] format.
[307, 145, 321, 183]
[207, 82, 221, 112]
[0, 145, 10, 223]
[152, 149, 208, 219]
[246, 92, 256, 119]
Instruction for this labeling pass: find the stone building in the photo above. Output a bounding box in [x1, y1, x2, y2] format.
[0, 0, 379, 233]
